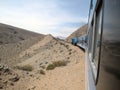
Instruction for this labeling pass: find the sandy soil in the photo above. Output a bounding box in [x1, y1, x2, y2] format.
[0, 35, 85, 90]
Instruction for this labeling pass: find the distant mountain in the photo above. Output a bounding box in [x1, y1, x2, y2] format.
[56, 36, 66, 40]
[0, 23, 44, 44]
[66, 24, 88, 42]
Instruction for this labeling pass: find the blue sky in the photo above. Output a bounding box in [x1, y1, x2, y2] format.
[0, 0, 90, 37]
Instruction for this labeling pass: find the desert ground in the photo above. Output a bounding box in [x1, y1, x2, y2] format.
[0, 34, 85, 90]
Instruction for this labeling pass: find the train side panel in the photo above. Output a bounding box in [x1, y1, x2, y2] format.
[86, 0, 120, 90]
[97, 0, 120, 90]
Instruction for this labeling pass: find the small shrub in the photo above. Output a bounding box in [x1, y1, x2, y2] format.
[52, 60, 68, 67]
[19, 37, 25, 40]
[60, 50, 63, 52]
[40, 69, 45, 75]
[46, 64, 55, 70]
[65, 45, 69, 49]
[69, 52, 72, 55]
[46, 60, 69, 70]
[69, 49, 72, 52]
[15, 64, 33, 71]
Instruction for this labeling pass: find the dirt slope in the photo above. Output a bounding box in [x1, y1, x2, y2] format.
[0, 23, 45, 66]
[0, 34, 85, 90]
[66, 24, 88, 42]
[0, 23, 44, 44]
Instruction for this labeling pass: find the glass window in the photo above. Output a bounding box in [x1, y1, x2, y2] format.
[88, 21, 94, 60]
[88, 2, 103, 81]
[93, 6, 103, 69]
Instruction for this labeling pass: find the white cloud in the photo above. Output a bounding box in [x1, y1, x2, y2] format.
[0, 0, 88, 37]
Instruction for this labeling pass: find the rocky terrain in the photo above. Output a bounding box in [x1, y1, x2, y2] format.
[0, 23, 85, 90]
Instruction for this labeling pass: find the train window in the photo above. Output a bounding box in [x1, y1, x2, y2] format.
[88, 21, 93, 60]
[90, 0, 93, 9]
[88, 1, 103, 82]
[93, 5, 103, 69]
[88, 13, 96, 62]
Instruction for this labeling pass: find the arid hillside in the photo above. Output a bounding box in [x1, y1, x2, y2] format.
[0, 23, 45, 66]
[0, 24, 85, 90]
[0, 23, 44, 44]
[66, 24, 88, 42]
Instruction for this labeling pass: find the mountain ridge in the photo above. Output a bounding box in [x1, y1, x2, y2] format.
[0, 23, 44, 44]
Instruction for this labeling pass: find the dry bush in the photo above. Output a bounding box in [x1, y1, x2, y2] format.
[39, 69, 45, 75]
[52, 60, 68, 67]
[46, 64, 55, 70]
[46, 60, 69, 70]
[15, 64, 33, 71]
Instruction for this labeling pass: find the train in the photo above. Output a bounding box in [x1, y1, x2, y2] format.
[77, 35, 87, 50]
[86, 0, 120, 90]
[72, 0, 120, 90]
[71, 37, 78, 46]
[71, 35, 87, 50]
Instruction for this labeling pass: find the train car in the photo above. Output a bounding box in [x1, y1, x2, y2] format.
[71, 37, 78, 45]
[86, 0, 120, 90]
[77, 35, 87, 50]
